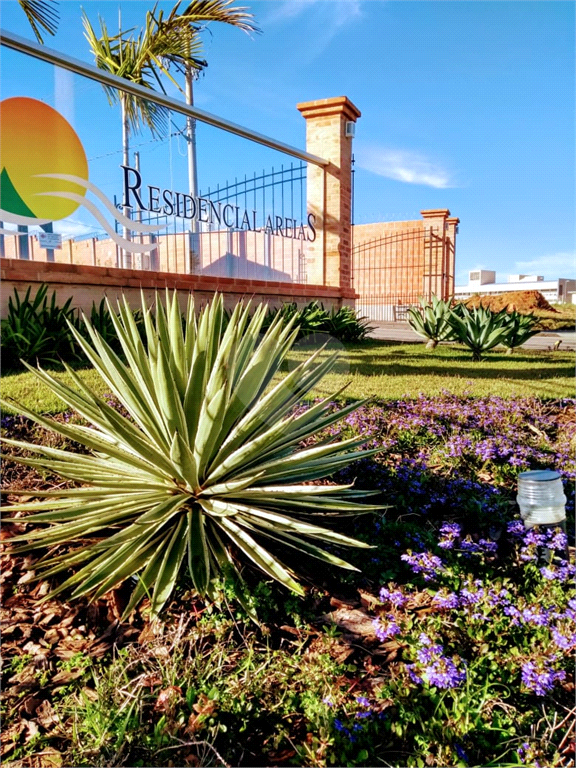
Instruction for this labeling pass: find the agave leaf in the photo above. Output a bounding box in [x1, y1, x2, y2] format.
[194, 384, 229, 479]
[236, 518, 361, 571]
[202, 497, 374, 548]
[151, 516, 188, 614]
[217, 515, 304, 595]
[187, 507, 210, 595]
[4, 492, 157, 526]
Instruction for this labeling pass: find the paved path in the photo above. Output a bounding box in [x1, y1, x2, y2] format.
[369, 322, 576, 352]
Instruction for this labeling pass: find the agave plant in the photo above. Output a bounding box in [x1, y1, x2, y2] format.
[500, 310, 540, 354]
[2, 292, 383, 618]
[407, 295, 456, 349]
[1, 284, 81, 369]
[327, 305, 374, 343]
[447, 304, 510, 361]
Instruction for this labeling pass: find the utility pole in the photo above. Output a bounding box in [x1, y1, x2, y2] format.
[185, 63, 200, 274]
[134, 151, 143, 269]
[119, 7, 131, 270]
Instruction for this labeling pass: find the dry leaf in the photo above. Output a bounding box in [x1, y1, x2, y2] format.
[35, 699, 59, 729]
[154, 686, 183, 713]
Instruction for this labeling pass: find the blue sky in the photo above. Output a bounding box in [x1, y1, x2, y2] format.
[1, 0, 574, 284]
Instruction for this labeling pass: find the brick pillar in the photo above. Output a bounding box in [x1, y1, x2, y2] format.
[421, 209, 450, 300]
[297, 97, 361, 291]
[445, 216, 459, 299]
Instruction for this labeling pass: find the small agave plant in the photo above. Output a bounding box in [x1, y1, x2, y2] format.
[501, 310, 540, 354]
[2, 292, 383, 618]
[407, 295, 456, 349]
[447, 303, 510, 361]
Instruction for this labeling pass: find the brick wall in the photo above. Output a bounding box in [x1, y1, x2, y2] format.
[352, 210, 458, 320]
[0, 257, 355, 319]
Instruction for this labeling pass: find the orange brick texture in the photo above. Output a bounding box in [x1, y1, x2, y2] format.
[297, 97, 360, 296]
[352, 210, 458, 308]
[0, 258, 355, 320]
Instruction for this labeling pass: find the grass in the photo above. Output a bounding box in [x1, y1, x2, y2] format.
[2, 341, 573, 414]
[536, 303, 576, 331]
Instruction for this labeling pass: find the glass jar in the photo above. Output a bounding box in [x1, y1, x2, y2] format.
[516, 469, 567, 527]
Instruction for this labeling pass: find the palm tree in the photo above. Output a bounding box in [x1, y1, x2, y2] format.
[83, 2, 258, 270]
[18, 0, 59, 43]
[83, 12, 171, 268]
[149, 1, 259, 201]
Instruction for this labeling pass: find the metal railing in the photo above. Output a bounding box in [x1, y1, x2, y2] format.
[353, 227, 453, 321]
[0, 29, 328, 168]
[0, 30, 327, 283]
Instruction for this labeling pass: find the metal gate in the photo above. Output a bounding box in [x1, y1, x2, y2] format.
[353, 226, 454, 321]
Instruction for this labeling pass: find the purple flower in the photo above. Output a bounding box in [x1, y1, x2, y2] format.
[521, 606, 552, 627]
[355, 696, 371, 708]
[379, 586, 408, 608]
[432, 589, 460, 610]
[504, 605, 522, 625]
[458, 580, 485, 606]
[438, 522, 461, 550]
[487, 588, 511, 607]
[408, 637, 467, 690]
[401, 551, 444, 581]
[547, 529, 568, 551]
[551, 622, 576, 651]
[521, 658, 566, 696]
[478, 538, 498, 554]
[455, 743, 469, 763]
[373, 614, 402, 642]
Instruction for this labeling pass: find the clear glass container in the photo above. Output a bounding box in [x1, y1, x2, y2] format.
[516, 470, 567, 527]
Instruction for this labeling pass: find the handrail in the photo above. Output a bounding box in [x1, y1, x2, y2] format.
[0, 29, 329, 168]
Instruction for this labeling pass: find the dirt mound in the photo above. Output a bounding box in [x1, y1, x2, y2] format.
[463, 290, 558, 314]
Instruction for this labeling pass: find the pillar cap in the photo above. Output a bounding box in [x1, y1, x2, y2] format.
[446, 216, 460, 226]
[297, 96, 361, 122]
[420, 209, 450, 219]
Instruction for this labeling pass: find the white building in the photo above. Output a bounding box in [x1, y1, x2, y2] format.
[454, 270, 576, 305]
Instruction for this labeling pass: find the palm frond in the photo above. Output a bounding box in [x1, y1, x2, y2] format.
[18, 0, 59, 43]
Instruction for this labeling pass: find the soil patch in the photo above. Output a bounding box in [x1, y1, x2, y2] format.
[463, 290, 557, 314]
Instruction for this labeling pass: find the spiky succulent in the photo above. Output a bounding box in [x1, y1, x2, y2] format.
[500, 310, 540, 354]
[447, 304, 510, 360]
[2, 292, 383, 617]
[407, 296, 457, 349]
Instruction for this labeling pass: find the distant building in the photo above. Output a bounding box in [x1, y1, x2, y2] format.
[454, 270, 576, 304]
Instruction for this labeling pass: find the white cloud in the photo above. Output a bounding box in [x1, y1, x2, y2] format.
[263, 0, 362, 57]
[514, 252, 575, 280]
[265, 0, 362, 25]
[53, 219, 100, 240]
[355, 146, 454, 189]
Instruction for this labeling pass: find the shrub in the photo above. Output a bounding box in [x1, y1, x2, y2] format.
[407, 295, 457, 348]
[261, 300, 373, 343]
[1, 284, 81, 369]
[2, 292, 382, 618]
[326, 304, 374, 342]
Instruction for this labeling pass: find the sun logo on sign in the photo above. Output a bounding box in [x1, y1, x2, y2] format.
[0, 97, 161, 252]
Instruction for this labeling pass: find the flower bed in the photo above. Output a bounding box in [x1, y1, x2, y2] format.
[1, 394, 574, 767]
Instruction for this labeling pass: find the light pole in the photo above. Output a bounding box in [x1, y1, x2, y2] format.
[185, 63, 200, 274]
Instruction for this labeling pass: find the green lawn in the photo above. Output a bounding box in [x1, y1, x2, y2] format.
[2, 340, 573, 415]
